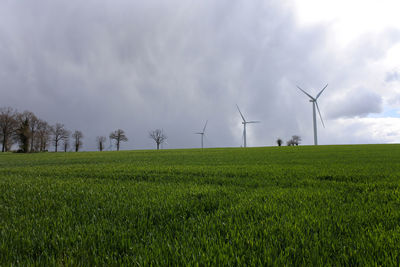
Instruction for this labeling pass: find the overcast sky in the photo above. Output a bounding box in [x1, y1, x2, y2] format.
[1, 0, 400, 150]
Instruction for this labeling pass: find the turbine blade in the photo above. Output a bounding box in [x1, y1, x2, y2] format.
[194, 132, 202, 135]
[203, 120, 208, 133]
[315, 101, 325, 128]
[296, 85, 315, 100]
[247, 121, 261, 123]
[236, 104, 246, 122]
[316, 83, 328, 99]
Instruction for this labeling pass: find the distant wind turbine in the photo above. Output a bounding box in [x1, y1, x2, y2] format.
[195, 120, 208, 149]
[236, 105, 260, 148]
[296, 84, 328, 146]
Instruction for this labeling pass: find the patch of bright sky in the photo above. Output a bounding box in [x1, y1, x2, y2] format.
[292, 0, 400, 46]
[368, 107, 400, 118]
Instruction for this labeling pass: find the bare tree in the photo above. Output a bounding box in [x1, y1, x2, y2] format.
[149, 129, 167, 150]
[15, 111, 33, 153]
[0, 107, 18, 152]
[72, 130, 84, 152]
[96, 136, 106, 151]
[286, 135, 301, 146]
[35, 120, 52, 152]
[52, 123, 68, 152]
[109, 129, 128, 151]
[276, 138, 283, 146]
[287, 139, 295, 146]
[292, 135, 302, 146]
[15, 111, 40, 152]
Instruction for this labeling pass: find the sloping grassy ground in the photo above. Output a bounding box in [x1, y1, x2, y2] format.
[1, 145, 400, 265]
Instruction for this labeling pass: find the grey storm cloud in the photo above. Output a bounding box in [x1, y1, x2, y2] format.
[0, 0, 399, 149]
[326, 89, 382, 119]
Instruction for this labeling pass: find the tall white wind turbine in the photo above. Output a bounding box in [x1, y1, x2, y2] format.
[195, 120, 208, 149]
[296, 84, 328, 146]
[236, 105, 260, 148]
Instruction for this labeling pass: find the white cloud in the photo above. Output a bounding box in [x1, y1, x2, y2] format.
[292, 0, 400, 45]
[321, 117, 400, 144]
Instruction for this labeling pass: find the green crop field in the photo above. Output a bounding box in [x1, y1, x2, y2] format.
[1, 144, 400, 265]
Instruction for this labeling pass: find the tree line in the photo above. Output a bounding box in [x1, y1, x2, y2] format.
[0, 106, 167, 152]
[2, 106, 300, 152]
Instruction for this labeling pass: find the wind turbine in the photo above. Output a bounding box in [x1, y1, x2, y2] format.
[296, 84, 328, 146]
[195, 120, 208, 149]
[236, 105, 260, 148]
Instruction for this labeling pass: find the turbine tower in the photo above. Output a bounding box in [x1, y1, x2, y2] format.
[296, 84, 328, 146]
[236, 104, 260, 148]
[195, 120, 208, 149]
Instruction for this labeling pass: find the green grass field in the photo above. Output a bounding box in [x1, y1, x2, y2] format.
[1, 145, 400, 265]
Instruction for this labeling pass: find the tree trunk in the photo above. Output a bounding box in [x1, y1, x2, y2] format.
[30, 131, 34, 152]
[117, 140, 120, 151]
[41, 139, 46, 152]
[1, 135, 5, 152]
[157, 142, 159, 150]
